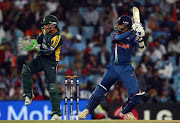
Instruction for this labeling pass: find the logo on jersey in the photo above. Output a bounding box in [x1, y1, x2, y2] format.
[130, 74, 134, 76]
[118, 42, 130, 49]
[42, 43, 48, 49]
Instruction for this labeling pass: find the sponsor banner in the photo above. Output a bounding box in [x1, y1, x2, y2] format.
[107, 103, 180, 120]
[0, 100, 92, 120]
[136, 104, 179, 120]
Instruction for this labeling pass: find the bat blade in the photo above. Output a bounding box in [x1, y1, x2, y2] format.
[133, 6, 140, 23]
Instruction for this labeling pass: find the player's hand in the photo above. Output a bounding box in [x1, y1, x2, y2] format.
[19, 36, 40, 51]
[137, 37, 146, 50]
[19, 36, 33, 51]
[31, 39, 41, 52]
[137, 37, 143, 42]
[132, 23, 145, 38]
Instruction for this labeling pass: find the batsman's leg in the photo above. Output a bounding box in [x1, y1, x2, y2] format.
[79, 69, 118, 119]
[119, 65, 145, 120]
[121, 92, 145, 116]
[78, 84, 107, 119]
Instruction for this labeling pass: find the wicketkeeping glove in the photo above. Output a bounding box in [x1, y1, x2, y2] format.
[19, 36, 40, 52]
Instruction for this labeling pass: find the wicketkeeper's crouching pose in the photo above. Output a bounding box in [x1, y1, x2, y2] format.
[79, 15, 146, 120]
[19, 15, 63, 120]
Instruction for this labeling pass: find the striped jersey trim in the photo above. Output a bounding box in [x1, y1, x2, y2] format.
[51, 35, 61, 48]
[114, 43, 118, 63]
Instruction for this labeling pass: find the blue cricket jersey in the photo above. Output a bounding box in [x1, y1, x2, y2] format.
[110, 30, 139, 64]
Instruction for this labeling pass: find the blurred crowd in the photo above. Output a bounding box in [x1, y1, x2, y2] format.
[0, 0, 180, 106]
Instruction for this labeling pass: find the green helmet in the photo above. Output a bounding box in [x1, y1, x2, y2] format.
[41, 15, 58, 32]
[41, 15, 58, 25]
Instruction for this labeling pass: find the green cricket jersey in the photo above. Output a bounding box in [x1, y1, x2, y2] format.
[37, 29, 63, 61]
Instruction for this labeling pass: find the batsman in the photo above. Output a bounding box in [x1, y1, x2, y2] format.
[79, 15, 145, 120]
[19, 15, 62, 120]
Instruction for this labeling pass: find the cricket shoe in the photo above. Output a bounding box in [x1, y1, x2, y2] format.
[78, 109, 89, 119]
[124, 112, 136, 120]
[120, 107, 136, 120]
[51, 114, 61, 120]
[24, 94, 35, 106]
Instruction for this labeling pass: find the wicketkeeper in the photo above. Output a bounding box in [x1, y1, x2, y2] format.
[19, 15, 63, 120]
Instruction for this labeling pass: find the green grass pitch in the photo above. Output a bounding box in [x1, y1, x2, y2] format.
[0, 120, 179, 123]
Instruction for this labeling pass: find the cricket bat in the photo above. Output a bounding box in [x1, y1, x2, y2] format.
[133, 6, 140, 23]
[133, 6, 145, 50]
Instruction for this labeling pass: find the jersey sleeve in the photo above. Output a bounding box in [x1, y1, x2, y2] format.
[36, 32, 43, 44]
[37, 29, 46, 44]
[111, 31, 133, 43]
[51, 34, 63, 50]
[133, 37, 139, 47]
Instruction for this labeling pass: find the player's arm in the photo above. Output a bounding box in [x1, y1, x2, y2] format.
[133, 37, 145, 50]
[51, 34, 63, 50]
[36, 32, 43, 44]
[138, 37, 145, 50]
[112, 30, 133, 43]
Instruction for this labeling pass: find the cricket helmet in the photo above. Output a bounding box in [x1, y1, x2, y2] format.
[116, 15, 132, 31]
[41, 15, 58, 25]
[41, 15, 58, 32]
